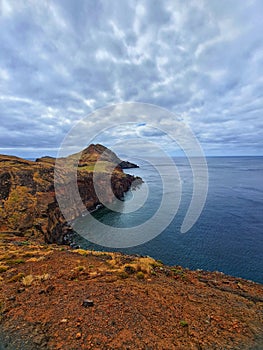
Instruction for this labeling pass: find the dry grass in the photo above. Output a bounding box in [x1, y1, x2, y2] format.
[99, 253, 157, 277]
[26, 256, 46, 262]
[22, 274, 34, 286]
[22, 251, 41, 258]
[72, 249, 89, 257]
[36, 273, 50, 282]
[0, 265, 9, 273]
[72, 249, 157, 278]
[21, 273, 50, 287]
[0, 242, 262, 349]
[136, 271, 145, 280]
[74, 266, 85, 272]
[8, 272, 25, 283]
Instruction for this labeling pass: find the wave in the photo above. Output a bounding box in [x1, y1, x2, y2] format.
[238, 186, 263, 194]
[236, 196, 263, 206]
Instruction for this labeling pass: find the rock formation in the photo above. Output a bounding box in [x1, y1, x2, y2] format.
[0, 145, 141, 244]
[0, 146, 262, 350]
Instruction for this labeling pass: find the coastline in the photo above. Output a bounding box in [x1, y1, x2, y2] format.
[0, 148, 262, 348]
[87, 156, 263, 284]
[0, 236, 262, 349]
[0, 145, 141, 246]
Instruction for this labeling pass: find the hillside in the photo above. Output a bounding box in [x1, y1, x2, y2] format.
[0, 235, 262, 349]
[0, 144, 140, 244]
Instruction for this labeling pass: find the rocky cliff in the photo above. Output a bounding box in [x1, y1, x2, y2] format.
[0, 147, 262, 350]
[0, 145, 141, 244]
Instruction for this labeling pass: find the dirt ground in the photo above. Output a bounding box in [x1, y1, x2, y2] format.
[0, 236, 262, 350]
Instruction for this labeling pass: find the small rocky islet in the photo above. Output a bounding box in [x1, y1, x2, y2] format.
[0, 145, 262, 349]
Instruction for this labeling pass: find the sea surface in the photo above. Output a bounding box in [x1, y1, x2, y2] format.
[73, 157, 263, 284]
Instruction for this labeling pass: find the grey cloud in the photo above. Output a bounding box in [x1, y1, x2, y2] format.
[0, 0, 262, 156]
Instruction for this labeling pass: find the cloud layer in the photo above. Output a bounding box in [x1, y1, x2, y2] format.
[0, 0, 262, 157]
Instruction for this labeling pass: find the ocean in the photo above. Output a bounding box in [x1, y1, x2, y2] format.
[72, 157, 263, 284]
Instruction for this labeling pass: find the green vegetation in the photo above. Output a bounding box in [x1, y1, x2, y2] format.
[0, 266, 8, 273]
[118, 271, 129, 279]
[22, 274, 34, 286]
[6, 258, 25, 265]
[75, 266, 85, 272]
[8, 272, 25, 283]
[124, 265, 136, 274]
[180, 320, 189, 327]
[20, 241, 31, 246]
[156, 259, 163, 265]
[136, 271, 145, 280]
[77, 161, 113, 173]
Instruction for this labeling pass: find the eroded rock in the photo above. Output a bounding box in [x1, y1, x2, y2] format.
[0, 144, 141, 244]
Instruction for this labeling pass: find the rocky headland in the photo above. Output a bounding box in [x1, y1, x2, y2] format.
[0, 144, 140, 245]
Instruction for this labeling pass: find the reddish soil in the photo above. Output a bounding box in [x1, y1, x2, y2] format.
[0, 237, 262, 350]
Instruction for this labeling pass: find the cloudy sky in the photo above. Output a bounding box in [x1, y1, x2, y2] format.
[0, 0, 262, 157]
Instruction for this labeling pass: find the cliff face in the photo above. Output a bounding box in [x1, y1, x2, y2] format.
[0, 145, 140, 244]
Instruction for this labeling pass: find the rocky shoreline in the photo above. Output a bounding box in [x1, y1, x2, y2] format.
[0, 144, 141, 245]
[0, 144, 262, 349]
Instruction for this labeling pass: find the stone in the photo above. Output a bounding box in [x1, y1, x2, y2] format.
[82, 299, 94, 307]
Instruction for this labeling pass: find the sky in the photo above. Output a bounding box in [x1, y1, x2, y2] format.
[0, 0, 263, 158]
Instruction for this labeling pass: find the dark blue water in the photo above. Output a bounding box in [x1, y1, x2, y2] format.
[73, 157, 263, 283]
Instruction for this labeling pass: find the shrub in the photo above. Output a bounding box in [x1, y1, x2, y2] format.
[136, 271, 145, 280]
[22, 275, 34, 286]
[75, 266, 85, 272]
[124, 265, 136, 274]
[6, 259, 25, 265]
[118, 271, 129, 279]
[20, 241, 30, 246]
[8, 273, 25, 283]
[0, 266, 8, 273]
[36, 273, 50, 282]
[156, 259, 163, 265]
[180, 320, 188, 327]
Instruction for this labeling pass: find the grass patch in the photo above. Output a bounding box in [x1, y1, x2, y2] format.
[8, 273, 25, 283]
[124, 265, 136, 274]
[20, 241, 31, 246]
[36, 273, 50, 282]
[22, 251, 40, 258]
[26, 256, 45, 262]
[118, 271, 129, 279]
[180, 320, 188, 327]
[156, 259, 163, 265]
[22, 275, 34, 286]
[136, 271, 145, 280]
[6, 258, 25, 265]
[72, 249, 89, 257]
[75, 266, 85, 272]
[0, 265, 9, 273]
[0, 254, 15, 261]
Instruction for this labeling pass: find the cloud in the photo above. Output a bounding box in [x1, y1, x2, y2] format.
[0, 0, 262, 157]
